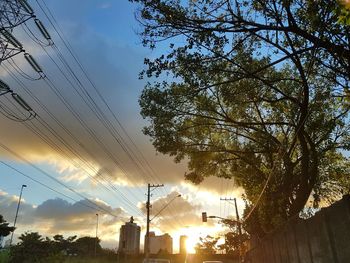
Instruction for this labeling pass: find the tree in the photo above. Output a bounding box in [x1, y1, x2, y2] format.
[195, 235, 219, 255]
[74, 236, 102, 256]
[338, 0, 350, 25]
[50, 234, 77, 255]
[0, 215, 15, 238]
[9, 232, 50, 262]
[134, 0, 350, 237]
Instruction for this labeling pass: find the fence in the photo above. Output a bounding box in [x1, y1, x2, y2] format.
[245, 195, 350, 263]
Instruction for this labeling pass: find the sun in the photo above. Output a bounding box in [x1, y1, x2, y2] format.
[185, 236, 197, 254]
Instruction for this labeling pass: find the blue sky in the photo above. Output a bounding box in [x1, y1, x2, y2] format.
[0, 0, 244, 250]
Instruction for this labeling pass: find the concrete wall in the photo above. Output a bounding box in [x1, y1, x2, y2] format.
[245, 195, 350, 263]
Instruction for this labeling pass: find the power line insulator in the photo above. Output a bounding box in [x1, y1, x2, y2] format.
[24, 53, 43, 73]
[34, 19, 51, 40]
[0, 79, 10, 92]
[18, 0, 34, 15]
[12, 93, 33, 112]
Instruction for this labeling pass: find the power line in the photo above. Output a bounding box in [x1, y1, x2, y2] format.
[3, 0, 182, 228]
[1, 64, 144, 216]
[0, 161, 116, 215]
[0, 141, 120, 218]
[35, 0, 173, 189]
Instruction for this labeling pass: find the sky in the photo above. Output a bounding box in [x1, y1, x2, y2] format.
[0, 0, 245, 252]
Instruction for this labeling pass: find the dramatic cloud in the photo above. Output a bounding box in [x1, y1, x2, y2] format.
[0, 2, 244, 250]
[0, 0, 245, 198]
[0, 190, 131, 247]
[0, 190, 36, 226]
[0, 0, 189, 189]
[138, 191, 214, 233]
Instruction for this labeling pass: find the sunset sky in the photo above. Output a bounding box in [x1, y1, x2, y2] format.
[0, 0, 244, 252]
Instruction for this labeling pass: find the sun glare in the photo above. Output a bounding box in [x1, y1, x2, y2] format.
[185, 236, 197, 254]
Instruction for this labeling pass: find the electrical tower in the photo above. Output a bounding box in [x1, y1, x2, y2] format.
[0, 0, 34, 62]
[0, 0, 52, 121]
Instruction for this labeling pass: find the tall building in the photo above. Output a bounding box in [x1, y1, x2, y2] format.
[118, 217, 141, 255]
[146, 232, 173, 254]
[179, 235, 188, 254]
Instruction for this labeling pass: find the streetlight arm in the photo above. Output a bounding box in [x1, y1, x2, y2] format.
[150, 194, 181, 221]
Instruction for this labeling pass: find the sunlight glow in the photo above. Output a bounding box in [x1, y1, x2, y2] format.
[185, 235, 198, 254]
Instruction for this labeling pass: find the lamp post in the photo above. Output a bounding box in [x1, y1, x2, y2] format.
[94, 213, 99, 257]
[146, 192, 181, 259]
[10, 184, 27, 246]
[150, 194, 181, 221]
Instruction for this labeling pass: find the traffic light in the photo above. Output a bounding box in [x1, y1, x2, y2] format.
[202, 212, 207, 222]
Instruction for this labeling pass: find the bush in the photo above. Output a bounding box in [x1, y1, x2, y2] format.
[0, 249, 10, 263]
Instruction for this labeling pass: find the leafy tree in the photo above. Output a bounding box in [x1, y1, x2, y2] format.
[9, 232, 50, 262]
[338, 0, 350, 24]
[74, 236, 102, 256]
[0, 215, 14, 238]
[195, 235, 219, 255]
[134, 0, 350, 237]
[50, 234, 77, 255]
[218, 231, 249, 255]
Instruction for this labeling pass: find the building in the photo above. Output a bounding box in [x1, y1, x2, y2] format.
[179, 235, 187, 254]
[118, 217, 141, 255]
[146, 232, 173, 254]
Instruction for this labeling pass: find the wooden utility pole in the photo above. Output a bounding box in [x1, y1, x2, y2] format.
[220, 197, 243, 262]
[145, 183, 164, 259]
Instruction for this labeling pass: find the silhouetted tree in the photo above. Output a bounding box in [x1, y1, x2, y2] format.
[0, 215, 14, 238]
[50, 234, 77, 255]
[9, 232, 50, 262]
[134, 0, 350, 237]
[195, 235, 219, 255]
[74, 236, 102, 256]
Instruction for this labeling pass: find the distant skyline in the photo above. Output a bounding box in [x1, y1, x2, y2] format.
[0, 0, 244, 251]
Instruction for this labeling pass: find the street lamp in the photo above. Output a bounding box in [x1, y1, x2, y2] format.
[146, 193, 181, 259]
[10, 184, 27, 246]
[94, 213, 99, 257]
[150, 194, 181, 221]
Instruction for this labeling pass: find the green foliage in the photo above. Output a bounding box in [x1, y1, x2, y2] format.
[134, 0, 350, 237]
[74, 236, 102, 257]
[8, 231, 110, 263]
[0, 249, 10, 263]
[194, 235, 219, 255]
[9, 232, 50, 262]
[337, 1, 350, 24]
[0, 215, 15, 238]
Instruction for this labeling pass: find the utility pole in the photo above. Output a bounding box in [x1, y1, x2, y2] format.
[220, 197, 243, 262]
[234, 198, 242, 237]
[94, 213, 99, 257]
[145, 183, 164, 259]
[10, 184, 27, 246]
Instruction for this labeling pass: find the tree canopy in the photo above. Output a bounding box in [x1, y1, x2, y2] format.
[195, 235, 219, 255]
[133, 0, 350, 236]
[0, 215, 14, 238]
[338, 0, 350, 24]
[9, 231, 105, 263]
